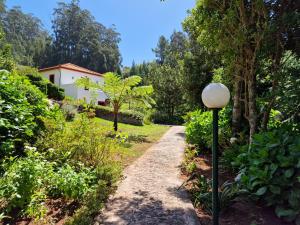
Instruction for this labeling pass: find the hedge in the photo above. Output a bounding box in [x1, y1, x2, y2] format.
[94, 105, 144, 126]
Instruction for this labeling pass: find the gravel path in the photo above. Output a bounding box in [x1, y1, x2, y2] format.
[96, 126, 200, 225]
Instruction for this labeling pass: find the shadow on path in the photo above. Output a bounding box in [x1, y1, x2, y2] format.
[100, 190, 198, 225]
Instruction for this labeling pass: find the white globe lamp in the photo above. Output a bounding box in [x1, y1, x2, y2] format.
[201, 83, 230, 109]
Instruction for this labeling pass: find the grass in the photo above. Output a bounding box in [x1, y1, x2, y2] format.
[93, 117, 170, 166]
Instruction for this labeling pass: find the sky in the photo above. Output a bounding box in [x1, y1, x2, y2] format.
[6, 0, 195, 67]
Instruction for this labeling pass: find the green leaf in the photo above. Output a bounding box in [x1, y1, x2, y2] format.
[269, 185, 280, 194]
[255, 186, 267, 196]
[284, 168, 294, 178]
[275, 206, 297, 218]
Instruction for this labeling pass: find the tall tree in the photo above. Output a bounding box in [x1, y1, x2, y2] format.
[1, 6, 49, 66]
[149, 64, 184, 120]
[153, 35, 169, 65]
[184, 0, 299, 140]
[50, 0, 121, 73]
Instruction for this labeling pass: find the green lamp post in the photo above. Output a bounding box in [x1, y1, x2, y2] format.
[201, 83, 230, 225]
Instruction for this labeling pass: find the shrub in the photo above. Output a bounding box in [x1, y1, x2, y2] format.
[150, 110, 184, 125]
[0, 147, 101, 219]
[0, 70, 49, 157]
[234, 127, 300, 222]
[95, 105, 144, 126]
[0, 147, 53, 215]
[36, 113, 126, 167]
[17, 66, 65, 101]
[192, 176, 242, 214]
[185, 108, 231, 150]
[49, 164, 97, 200]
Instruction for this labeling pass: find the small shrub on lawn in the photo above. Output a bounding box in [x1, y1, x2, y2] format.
[184, 108, 231, 150]
[95, 105, 144, 126]
[234, 127, 300, 222]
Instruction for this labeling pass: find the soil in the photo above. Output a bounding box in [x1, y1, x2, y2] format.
[183, 153, 295, 225]
[2, 198, 79, 225]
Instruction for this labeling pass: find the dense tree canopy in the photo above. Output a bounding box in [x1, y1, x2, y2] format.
[184, 0, 299, 139]
[0, 0, 122, 73]
[1, 6, 49, 66]
[49, 0, 122, 73]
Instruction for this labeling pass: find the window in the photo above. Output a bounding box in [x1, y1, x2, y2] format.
[49, 74, 55, 83]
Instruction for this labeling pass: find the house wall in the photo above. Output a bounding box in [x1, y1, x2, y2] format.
[40, 68, 107, 103]
[41, 69, 61, 86]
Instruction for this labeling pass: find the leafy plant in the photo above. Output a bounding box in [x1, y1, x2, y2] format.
[185, 108, 231, 150]
[0, 147, 52, 216]
[17, 66, 65, 100]
[76, 72, 153, 131]
[234, 127, 300, 222]
[192, 176, 242, 214]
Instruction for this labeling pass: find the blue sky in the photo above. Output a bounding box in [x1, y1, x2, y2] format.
[6, 0, 195, 67]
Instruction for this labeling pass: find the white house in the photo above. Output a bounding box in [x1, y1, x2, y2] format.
[39, 63, 108, 105]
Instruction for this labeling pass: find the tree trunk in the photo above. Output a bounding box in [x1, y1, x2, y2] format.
[247, 74, 257, 141]
[232, 78, 242, 136]
[113, 105, 119, 131]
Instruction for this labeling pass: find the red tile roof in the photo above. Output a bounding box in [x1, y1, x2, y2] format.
[39, 63, 103, 77]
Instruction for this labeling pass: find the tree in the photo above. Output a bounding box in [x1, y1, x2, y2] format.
[1, 6, 49, 66]
[50, 0, 121, 73]
[0, 28, 15, 71]
[149, 64, 184, 120]
[152, 36, 169, 65]
[76, 73, 153, 131]
[183, 0, 298, 140]
[129, 61, 137, 76]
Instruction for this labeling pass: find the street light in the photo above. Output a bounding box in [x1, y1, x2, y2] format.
[201, 83, 230, 225]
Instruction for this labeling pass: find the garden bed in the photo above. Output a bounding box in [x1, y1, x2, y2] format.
[181, 152, 295, 225]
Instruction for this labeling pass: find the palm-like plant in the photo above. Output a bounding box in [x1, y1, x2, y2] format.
[76, 72, 154, 131]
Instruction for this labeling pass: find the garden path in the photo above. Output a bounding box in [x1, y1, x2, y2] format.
[96, 126, 200, 225]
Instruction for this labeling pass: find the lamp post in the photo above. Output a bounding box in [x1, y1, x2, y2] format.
[201, 83, 230, 225]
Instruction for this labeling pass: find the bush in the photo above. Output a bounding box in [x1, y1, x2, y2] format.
[0, 147, 101, 219]
[17, 66, 65, 101]
[0, 70, 49, 157]
[150, 110, 184, 125]
[234, 127, 300, 222]
[95, 105, 144, 126]
[49, 164, 97, 200]
[0, 147, 53, 219]
[192, 175, 242, 214]
[185, 108, 231, 150]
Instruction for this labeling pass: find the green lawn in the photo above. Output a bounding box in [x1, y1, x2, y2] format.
[93, 117, 170, 166]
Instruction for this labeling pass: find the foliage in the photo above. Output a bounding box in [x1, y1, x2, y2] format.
[0, 147, 101, 219]
[0, 70, 48, 157]
[149, 64, 185, 123]
[95, 105, 144, 126]
[0, 147, 52, 216]
[49, 164, 97, 200]
[192, 176, 243, 215]
[17, 66, 65, 100]
[1, 6, 49, 67]
[183, 0, 298, 139]
[234, 127, 300, 222]
[273, 51, 300, 123]
[0, 29, 15, 71]
[49, 0, 121, 73]
[76, 72, 153, 131]
[184, 108, 231, 150]
[36, 113, 126, 167]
